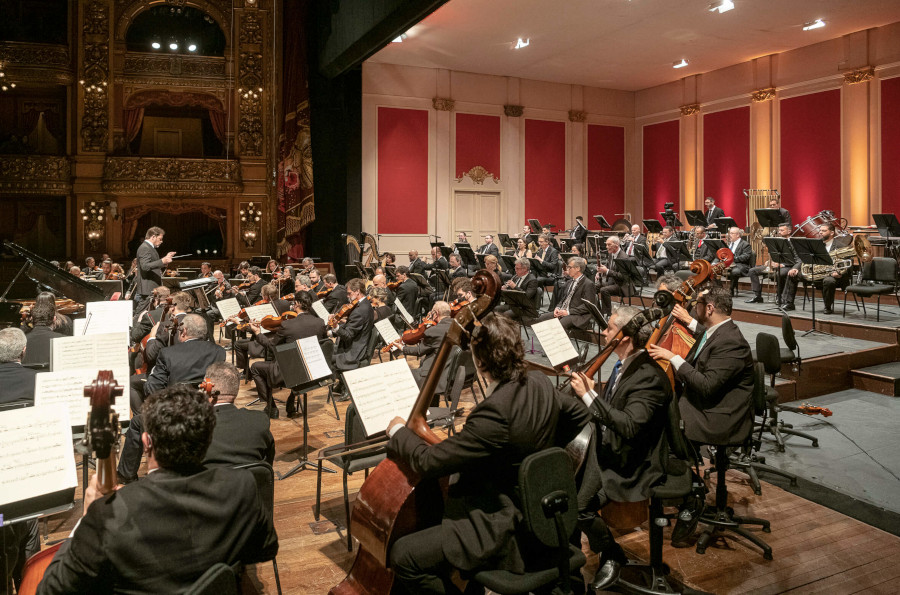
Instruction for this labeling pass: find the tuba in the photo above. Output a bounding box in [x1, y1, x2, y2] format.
[801, 241, 858, 281]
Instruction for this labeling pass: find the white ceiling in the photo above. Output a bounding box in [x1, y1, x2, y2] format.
[367, 0, 900, 92]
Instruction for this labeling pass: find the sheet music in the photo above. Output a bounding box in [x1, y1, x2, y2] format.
[342, 358, 421, 437]
[0, 406, 77, 507]
[296, 336, 332, 381]
[84, 300, 133, 334]
[530, 318, 579, 368]
[72, 318, 86, 336]
[34, 367, 131, 426]
[311, 300, 331, 322]
[375, 318, 400, 345]
[243, 303, 278, 334]
[395, 301, 414, 325]
[216, 297, 241, 321]
[50, 332, 129, 372]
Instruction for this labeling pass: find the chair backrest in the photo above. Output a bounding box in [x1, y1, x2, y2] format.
[319, 338, 336, 369]
[781, 313, 798, 354]
[446, 367, 467, 411]
[755, 332, 781, 377]
[442, 345, 463, 392]
[517, 447, 578, 548]
[459, 349, 477, 385]
[873, 257, 898, 284]
[344, 403, 368, 443]
[752, 362, 768, 415]
[184, 563, 239, 595]
[231, 461, 275, 518]
[665, 394, 695, 466]
[359, 328, 380, 368]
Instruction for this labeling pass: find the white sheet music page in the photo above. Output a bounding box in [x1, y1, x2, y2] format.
[296, 336, 332, 381]
[395, 301, 414, 325]
[216, 297, 241, 321]
[342, 358, 420, 437]
[0, 406, 77, 507]
[84, 300, 133, 334]
[374, 318, 400, 345]
[530, 317, 579, 368]
[311, 300, 331, 322]
[50, 332, 129, 372]
[34, 367, 131, 426]
[243, 303, 278, 334]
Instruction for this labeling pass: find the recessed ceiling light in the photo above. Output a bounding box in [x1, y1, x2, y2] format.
[514, 38, 530, 49]
[151, 41, 161, 49]
[802, 19, 826, 31]
[708, 0, 734, 13]
[673, 59, 689, 69]
[187, 43, 197, 52]
[169, 42, 179, 50]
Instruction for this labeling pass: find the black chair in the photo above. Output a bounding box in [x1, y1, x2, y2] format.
[184, 562, 240, 595]
[315, 403, 387, 551]
[756, 332, 818, 450]
[318, 338, 340, 420]
[471, 447, 586, 595]
[231, 461, 282, 595]
[430, 366, 466, 436]
[843, 257, 900, 321]
[435, 345, 463, 406]
[459, 349, 485, 404]
[780, 313, 801, 374]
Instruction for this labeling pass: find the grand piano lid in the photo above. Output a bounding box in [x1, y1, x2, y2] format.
[2, 241, 106, 304]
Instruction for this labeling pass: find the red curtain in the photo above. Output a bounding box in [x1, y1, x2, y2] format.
[643, 120, 680, 223]
[882, 77, 900, 215]
[703, 107, 750, 226]
[208, 109, 227, 144]
[377, 107, 429, 234]
[588, 124, 625, 225]
[524, 119, 566, 228]
[455, 113, 501, 179]
[123, 108, 145, 143]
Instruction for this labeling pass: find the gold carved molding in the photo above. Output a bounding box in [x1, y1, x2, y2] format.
[455, 165, 499, 185]
[102, 157, 243, 195]
[568, 110, 586, 122]
[238, 12, 264, 157]
[80, 0, 111, 153]
[0, 156, 72, 194]
[432, 97, 455, 111]
[122, 52, 226, 80]
[0, 41, 70, 68]
[504, 104, 524, 117]
[844, 67, 875, 85]
[680, 103, 701, 116]
[751, 87, 777, 102]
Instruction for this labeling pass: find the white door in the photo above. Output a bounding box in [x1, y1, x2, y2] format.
[453, 191, 501, 245]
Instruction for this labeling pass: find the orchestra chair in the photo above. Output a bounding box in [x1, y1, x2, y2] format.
[780, 313, 802, 374]
[432, 366, 466, 436]
[231, 461, 283, 595]
[470, 447, 586, 595]
[756, 333, 818, 451]
[315, 403, 387, 551]
[842, 257, 900, 321]
[459, 349, 486, 403]
[434, 345, 462, 406]
[611, 388, 712, 595]
[184, 562, 241, 595]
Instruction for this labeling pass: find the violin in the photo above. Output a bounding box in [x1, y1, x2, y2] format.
[796, 404, 833, 417]
[131, 296, 175, 375]
[328, 299, 360, 328]
[387, 281, 400, 290]
[449, 297, 471, 318]
[401, 311, 437, 344]
[317, 286, 334, 298]
[260, 311, 298, 331]
[198, 377, 220, 403]
[238, 280, 252, 290]
[280, 293, 295, 301]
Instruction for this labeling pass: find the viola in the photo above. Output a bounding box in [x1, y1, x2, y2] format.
[401, 312, 437, 344]
[238, 280, 252, 290]
[131, 296, 174, 375]
[198, 377, 220, 403]
[260, 311, 298, 331]
[281, 293, 295, 301]
[328, 299, 360, 329]
[254, 299, 268, 306]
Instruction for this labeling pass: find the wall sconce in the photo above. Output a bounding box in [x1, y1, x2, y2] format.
[240, 202, 261, 249]
[81, 200, 106, 251]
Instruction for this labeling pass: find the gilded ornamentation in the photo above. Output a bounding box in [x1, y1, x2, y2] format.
[455, 165, 499, 185]
[238, 35, 264, 156]
[123, 53, 226, 79]
[81, 0, 110, 152]
[751, 87, 776, 102]
[432, 97, 455, 111]
[102, 157, 243, 195]
[844, 67, 875, 85]
[0, 42, 70, 67]
[240, 13, 262, 44]
[504, 104, 524, 117]
[568, 110, 586, 122]
[680, 103, 700, 116]
[0, 156, 71, 194]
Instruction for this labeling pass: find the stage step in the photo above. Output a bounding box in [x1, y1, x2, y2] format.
[850, 362, 900, 396]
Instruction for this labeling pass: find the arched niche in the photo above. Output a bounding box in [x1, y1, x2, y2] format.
[115, 0, 231, 51]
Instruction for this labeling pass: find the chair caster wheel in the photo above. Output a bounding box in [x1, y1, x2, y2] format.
[764, 552, 773, 561]
[763, 526, 771, 533]
[811, 440, 819, 447]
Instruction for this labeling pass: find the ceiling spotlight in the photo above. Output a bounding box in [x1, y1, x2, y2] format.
[151, 41, 161, 49]
[673, 59, 689, 69]
[802, 19, 826, 31]
[708, 0, 734, 13]
[187, 43, 197, 52]
[514, 37, 530, 49]
[169, 42, 179, 50]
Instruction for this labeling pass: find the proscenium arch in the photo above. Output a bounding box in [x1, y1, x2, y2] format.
[115, 0, 232, 49]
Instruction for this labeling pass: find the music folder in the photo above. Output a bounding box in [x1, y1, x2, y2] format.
[500, 288, 538, 319]
[274, 338, 333, 392]
[528, 219, 543, 234]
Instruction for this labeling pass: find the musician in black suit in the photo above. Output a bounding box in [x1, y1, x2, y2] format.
[691, 226, 716, 263]
[570, 306, 672, 589]
[134, 226, 177, 312]
[533, 233, 560, 288]
[388, 314, 590, 592]
[259, 283, 291, 315]
[142, 291, 193, 369]
[395, 266, 419, 318]
[648, 287, 753, 546]
[746, 223, 801, 309]
[768, 196, 792, 228]
[248, 293, 326, 418]
[704, 196, 725, 230]
[425, 246, 449, 272]
[496, 258, 541, 322]
[534, 256, 597, 332]
[724, 227, 754, 296]
[448, 253, 467, 278]
[329, 279, 374, 389]
[400, 301, 452, 394]
[816, 222, 854, 314]
[241, 266, 267, 304]
[197, 262, 213, 279]
[408, 250, 428, 276]
[22, 300, 65, 367]
[0, 328, 37, 405]
[321, 274, 349, 313]
[570, 215, 588, 243]
[650, 225, 679, 277]
[42, 386, 278, 594]
[368, 286, 395, 322]
[476, 234, 501, 258]
[308, 268, 326, 293]
[596, 236, 636, 317]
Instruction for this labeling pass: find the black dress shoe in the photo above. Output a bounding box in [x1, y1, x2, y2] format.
[590, 559, 622, 591]
[781, 303, 795, 311]
[265, 405, 280, 419]
[285, 394, 297, 418]
[671, 497, 704, 547]
[746, 296, 764, 304]
[823, 308, 833, 315]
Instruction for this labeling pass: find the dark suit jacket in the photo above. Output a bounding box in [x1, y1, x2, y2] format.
[245, 279, 267, 304]
[404, 317, 451, 384]
[676, 319, 754, 445]
[409, 258, 428, 276]
[558, 275, 596, 323]
[477, 243, 500, 258]
[135, 240, 165, 296]
[322, 284, 349, 313]
[255, 312, 326, 353]
[130, 306, 164, 344]
[729, 239, 753, 267]
[596, 250, 635, 293]
[145, 339, 227, 395]
[705, 206, 725, 225]
[450, 266, 467, 279]
[570, 222, 588, 243]
[396, 278, 419, 316]
[144, 312, 187, 366]
[0, 362, 37, 404]
[333, 298, 374, 371]
[22, 325, 65, 366]
[533, 246, 559, 276]
[508, 272, 541, 309]
[693, 239, 716, 262]
[388, 372, 590, 573]
[204, 404, 275, 467]
[586, 350, 671, 502]
[38, 466, 277, 595]
[426, 257, 449, 272]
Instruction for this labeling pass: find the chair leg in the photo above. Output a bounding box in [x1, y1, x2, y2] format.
[877, 295, 881, 322]
[314, 460, 323, 520]
[343, 471, 352, 551]
[843, 292, 848, 317]
[272, 559, 283, 595]
[327, 386, 340, 421]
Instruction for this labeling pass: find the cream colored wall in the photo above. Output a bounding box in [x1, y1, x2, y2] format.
[363, 21, 900, 261]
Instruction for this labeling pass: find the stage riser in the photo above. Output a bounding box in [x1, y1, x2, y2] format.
[851, 374, 900, 396]
[774, 344, 900, 402]
[731, 307, 900, 345]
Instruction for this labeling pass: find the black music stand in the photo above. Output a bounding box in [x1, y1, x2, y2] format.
[439, 245, 453, 260]
[500, 254, 517, 273]
[643, 219, 663, 234]
[663, 240, 690, 264]
[631, 243, 653, 268]
[498, 233, 515, 250]
[684, 210, 707, 228]
[274, 343, 337, 479]
[528, 219, 543, 234]
[702, 239, 728, 263]
[791, 238, 833, 337]
[756, 208, 787, 228]
[593, 215, 612, 230]
[501, 288, 539, 321]
[714, 217, 740, 236]
[558, 238, 577, 252]
[761, 237, 796, 309]
[581, 298, 608, 331]
[874, 213, 900, 260]
[456, 245, 478, 270]
[429, 241, 445, 249]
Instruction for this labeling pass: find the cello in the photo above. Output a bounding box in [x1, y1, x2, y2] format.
[330, 270, 501, 595]
[18, 371, 124, 595]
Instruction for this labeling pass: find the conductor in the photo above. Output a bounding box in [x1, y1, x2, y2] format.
[134, 226, 176, 312]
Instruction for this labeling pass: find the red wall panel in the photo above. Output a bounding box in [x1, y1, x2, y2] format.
[780, 89, 842, 220]
[525, 119, 566, 228]
[882, 77, 900, 215]
[642, 120, 680, 223]
[587, 125, 625, 226]
[703, 106, 750, 226]
[377, 107, 429, 234]
[455, 113, 501, 179]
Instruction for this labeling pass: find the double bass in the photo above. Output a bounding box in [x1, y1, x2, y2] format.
[330, 270, 501, 594]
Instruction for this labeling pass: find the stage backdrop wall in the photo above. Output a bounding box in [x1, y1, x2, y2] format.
[643, 120, 680, 226]
[882, 77, 900, 216]
[455, 113, 501, 179]
[587, 124, 626, 227]
[703, 106, 750, 227]
[377, 106, 429, 234]
[525, 119, 567, 229]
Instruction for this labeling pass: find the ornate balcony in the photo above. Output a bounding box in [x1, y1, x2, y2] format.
[0, 155, 71, 194]
[0, 41, 72, 84]
[102, 156, 242, 196]
[120, 51, 229, 88]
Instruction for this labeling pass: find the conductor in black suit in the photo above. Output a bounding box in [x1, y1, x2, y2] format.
[388, 314, 590, 593]
[476, 234, 501, 258]
[534, 256, 596, 332]
[134, 226, 176, 313]
[704, 196, 725, 230]
[570, 305, 672, 590]
[42, 386, 278, 594]
[0, 328, 37, 405]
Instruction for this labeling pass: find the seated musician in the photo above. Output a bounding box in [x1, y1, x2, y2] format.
[448, 253, 467, 278]
[294, 274, 317, 304]
[769, 196, 791, 228]
[815, 222, 853, 315]
[495, 257, 541, 322]
[320, 273, 350, 313]
[368, 286, 395, 322]
[68, 265, 83, 277]
[372, 274, 396, 305]
[476, 234, 501, 258]
[308, 268, 325, 293]
[453, 232, 469, 252]
[142, 291, 194, 369]
[97, 259, 113, 280]
[746, 223, 800, 310]
[624, 224, 647, 257]
[723, 227, 753, 296]
[81, 256, 97, 276]
[483, 254, 509, 282]
[569, 305, 672, 590]
[327, 278, 374, 397]
[235, 260, 251, 279]
[258, 282, 291, 315]
[532, 233, 560, 290]
[198, 262, 213, 278]
[513, 236, 533, 259]
[111, 262, 126, 278]
[21, 296, 65, 366]
[692, 226, 715, 262]
[408, 250, 428, 276]
[248, 292, 326, 418]
[647, 287, 753, 546]
[395, 266, 419, 317]
[40, 386, 278, 594]
[651, 225, 678, 277]
[0, 328, 37, 405]
[266, 259, 280, 276]
[118, 362, 275, 482]
[426, 246, 449, 271]
[655, 274, 704, 337]
[211, 270, 234, 300]
[131, 286, 170, 347]
[399, 301, 452, 394]
[241, 266, 267, 304]
[387, 314, 590, 594]
[534, 256, 596, 332]
[595, 236, 635, 317]
[20, 291, 72, 336]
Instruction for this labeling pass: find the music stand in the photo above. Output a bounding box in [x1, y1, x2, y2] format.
[714, 217, 739, 235]
[701, 239, 728, 263]
[631, 243, 653, 267]
[642, 219, 663, 234]
[873, 213, 900, 238]
[790, 238, 833, 337]
[439, 245, 453, 260]
[274, 342, 337, 479]
[456, 245, 478, 270]
[501, 288, 539, 321]
[759, 237, 797, 309]
[429, 241, 445, 248]
[500, 254, 518, 272]
[593, 215, 612, 230]
[498, 233, 515, 250]
[528, 219, 543, 234]
[663, 240, 690, 264]
[475, 253, 487, 269]
[580, 298, 608, 331]
[559, 238, 576, 252]
[549, 236, 561, 251]
[435, 269, 453, 299]
[756, 208, 786, 228]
